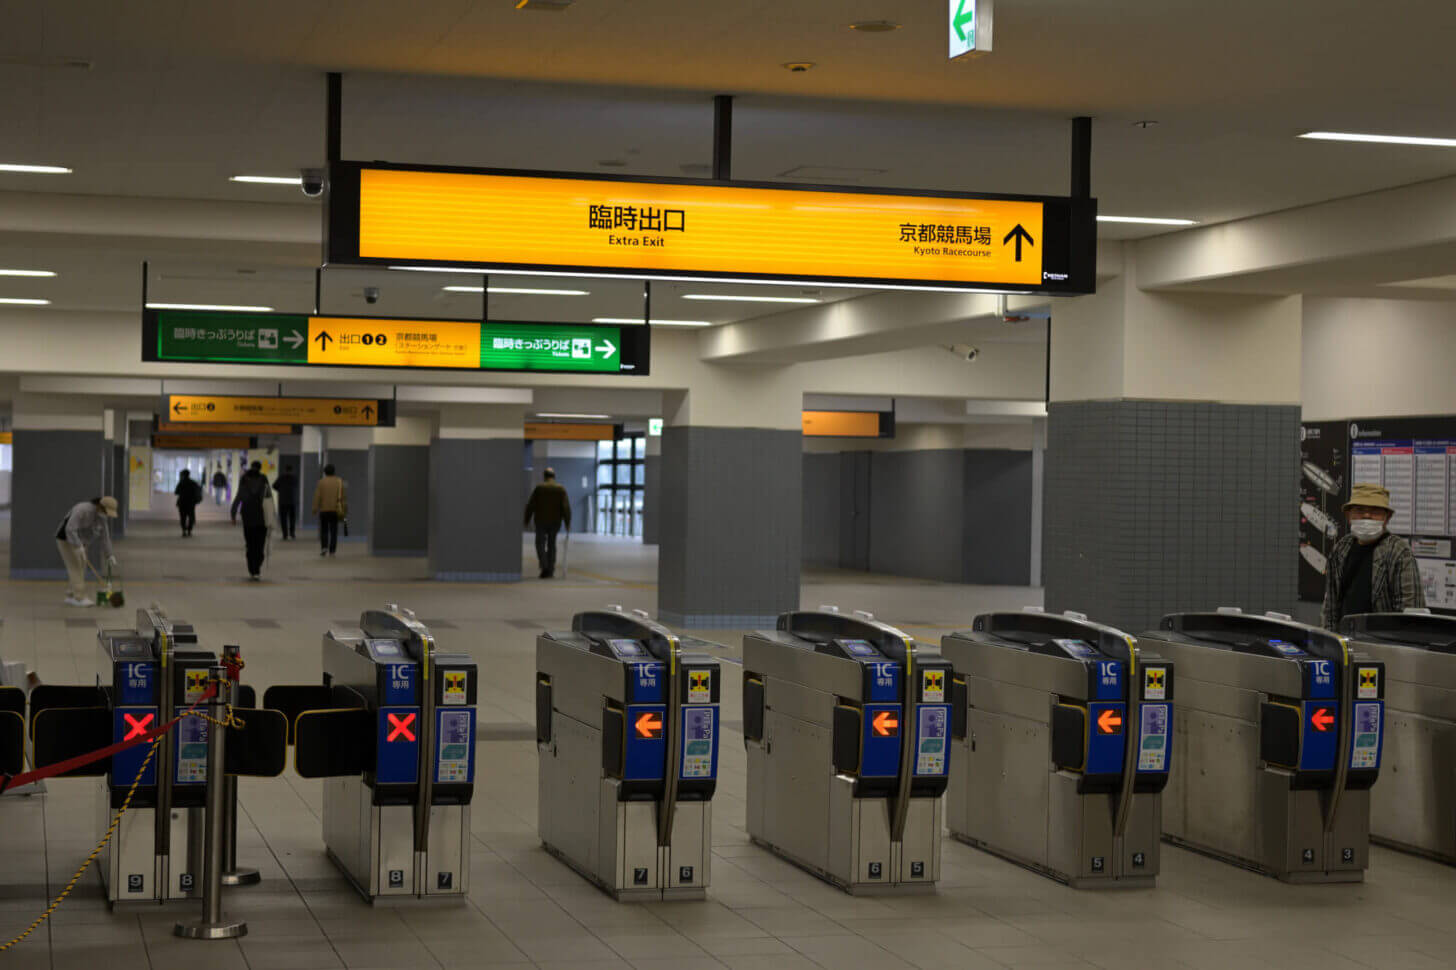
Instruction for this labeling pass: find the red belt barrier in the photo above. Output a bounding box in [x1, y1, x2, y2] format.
[0, 683, 218, 794]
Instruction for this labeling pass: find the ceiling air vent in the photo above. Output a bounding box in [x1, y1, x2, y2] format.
[515, 0, 573, 10]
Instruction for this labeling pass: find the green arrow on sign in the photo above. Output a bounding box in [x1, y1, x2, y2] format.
[953, 0, 974, 41]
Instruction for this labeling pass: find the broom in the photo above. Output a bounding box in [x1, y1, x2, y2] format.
[84, 558, 126, 608]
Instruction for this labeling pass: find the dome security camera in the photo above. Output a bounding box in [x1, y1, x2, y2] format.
[363, 286, 380, 305]
[300, 168, 325, 197]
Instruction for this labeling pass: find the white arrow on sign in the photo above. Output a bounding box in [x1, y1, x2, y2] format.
[596, 339, 617, 359]
[285, 330, 304, 349]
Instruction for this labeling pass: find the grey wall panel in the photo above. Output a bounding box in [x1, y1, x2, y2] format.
[963, 450, 1034, 585]
[10, 430, 105, 578]
[429, 437, 523, 581]
[107, 443, 127, 538]
[658, 427, 801, 627]
[839, 451, 872, 571]
[802, 453, 842, 567]
[368, 445, 429, 556]
[325, 449, 370, 540]
[642, 454, 660, 544]
[1044, 400, 1299, 634]
[866, 449, 966, 583]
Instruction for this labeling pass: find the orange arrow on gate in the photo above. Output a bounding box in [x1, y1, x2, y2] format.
[1097, 709, 1123, 734]
[634, 712, 663, 738]
[1310, 707, 1335, 732]
[872, 710, 899, 736]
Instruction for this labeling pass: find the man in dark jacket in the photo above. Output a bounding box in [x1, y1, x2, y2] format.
[273, 465, 299, 540]
[1322, 483, 1426, 629]
[174, 469, 202, 537]
[524, 468, 571, 578]
[230, 461, 273, 580]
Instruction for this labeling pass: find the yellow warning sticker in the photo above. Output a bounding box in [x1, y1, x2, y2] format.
[923, 669, 945, 703]
[443, 671, 468, 706]
[185, 669, 209, 704]
[1145, 668, 1166, 701]
[688, 670, 712, 704]
[1357, 667, 1379, 700]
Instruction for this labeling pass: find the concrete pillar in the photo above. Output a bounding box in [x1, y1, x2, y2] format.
[642, 431, 661, 545]
[103, 409, 127, 538]
[369, 416, 432, 557]
[1043, 246, 1302, 632]
[657, 368, 802, 628]
[324, 427, 371, 541]
[298, 426, 324, 531]
[10, 393, 105, 579]
[429, 404, 527, 581]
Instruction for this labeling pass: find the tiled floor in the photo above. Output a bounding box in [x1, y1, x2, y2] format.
[1, 505, 1454, 969]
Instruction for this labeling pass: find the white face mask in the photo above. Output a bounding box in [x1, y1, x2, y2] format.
[1350, 518, 1385, 542]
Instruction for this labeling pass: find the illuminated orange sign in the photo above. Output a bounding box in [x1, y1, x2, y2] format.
[308, 317, 482, 369]
[165, 395, 379, 427]
[1096, 709, 1123, 734]
[802, 411, 883, 438]
[523, 422, 616, 441]
[634, 712, 663, 739]
[872, 710, 900, 737]
[347, 167, 1049, 289]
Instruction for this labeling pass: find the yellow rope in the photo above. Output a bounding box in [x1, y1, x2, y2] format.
[0, 684, 245, 951]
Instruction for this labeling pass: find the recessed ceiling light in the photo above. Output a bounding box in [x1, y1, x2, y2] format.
[0, 269, 56, 277]
[593, 317, 712, 328]
[1132, 120, 1160, 129]
[443, 286, 589, 296]
[1097, 215, 1199, 226]
[536, 412, 610, 420]
[681, 294, 820, 304]
[230, 175, 304, 185]
[0, 164, 71, 174]
[1299, 131, 1456, 148]
[146, 302, 275, 312]
[0, 297, 50, 305]
[782, 62, 815, 73]
[849, 19, 900, 31]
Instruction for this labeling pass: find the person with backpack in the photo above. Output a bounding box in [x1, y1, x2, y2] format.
[273, 464, 299, 540]
[230, 460, 275, 580]
[56, 496, 119, 606]
[174, 468, 203, 537]
[312, 463, 347, 557]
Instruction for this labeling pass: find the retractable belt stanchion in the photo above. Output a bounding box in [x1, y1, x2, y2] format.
[219, 645, 260, 888]
[176, 665, 246, 940]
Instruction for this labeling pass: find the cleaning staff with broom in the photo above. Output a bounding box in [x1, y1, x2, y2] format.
[54, 496, 119, 607]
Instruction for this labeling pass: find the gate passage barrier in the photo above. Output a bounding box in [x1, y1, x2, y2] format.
[1341, 609, 1456, 863]
[941, 609, 1173, 888]
[537, 607, 722, 900]
[1142, 609, 1384, 882]
[265, 606, 477, 901]
[743, 608, 953, 894]
[26, 607, 284, 904]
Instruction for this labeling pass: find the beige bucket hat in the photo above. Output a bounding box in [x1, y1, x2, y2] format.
[98, 496, 120, 518]
[1343, 483, 1393, 514]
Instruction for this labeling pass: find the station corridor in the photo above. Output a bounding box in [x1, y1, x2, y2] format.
[1, 513, 1453, 970]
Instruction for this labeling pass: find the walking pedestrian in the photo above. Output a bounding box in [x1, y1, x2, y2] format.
[273, 464, 299, 540]
[174, 469, 202, 537]
[312, 463, 347, 557]
[230, 461, 274, 580]
[524, 467, 571, 579]
[55, 496, 119, 606]
[211, 466, 228, 504]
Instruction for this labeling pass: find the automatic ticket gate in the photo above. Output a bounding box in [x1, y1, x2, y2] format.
[1142, 609, 1384, 882]
[266, 606, 477, 901]
[1341, 610, 1456, 863]
[537, 608, 721, 901]
[28, 607, 284, 904]
[942, 610, 1173, 888]
[743, 609, 952, 894]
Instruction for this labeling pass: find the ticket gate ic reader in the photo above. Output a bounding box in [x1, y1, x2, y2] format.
[266, 606, 477, 902]
[1143, 609, 1383, 882]
[941, 609, 1173, 888]
[537, 608, 722, 901]
[743, 609, 953, 894]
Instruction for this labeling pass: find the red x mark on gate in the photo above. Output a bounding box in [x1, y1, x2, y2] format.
[123, 712, 155, 741]
[387, 712, 416, 742]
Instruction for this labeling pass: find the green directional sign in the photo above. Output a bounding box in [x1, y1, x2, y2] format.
[949, 0, 992, 59]
[144, 309, 650, 375]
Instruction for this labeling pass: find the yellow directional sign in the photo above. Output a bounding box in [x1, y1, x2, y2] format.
[307, 317, 482, 368]
[165, 395, 380, 427]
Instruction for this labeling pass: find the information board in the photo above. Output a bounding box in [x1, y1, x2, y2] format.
[164, 395, 385, 428]
[326, 162, 1096, 294]
[1298, 416, 1456, 612]
[143, 309, 648, 375]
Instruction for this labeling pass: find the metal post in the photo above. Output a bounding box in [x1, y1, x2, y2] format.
[643, 280, 652, 326]
[219, 645, 259, 887]
[712, 95, 733, 181]
[1071, 116, 1091, 199]
[326, 72, 342, 165]
[141, 260, 149, 310]
[176, 669, 246, 939]
[314, 267, 322, 316]
[481, 274, 489, 323]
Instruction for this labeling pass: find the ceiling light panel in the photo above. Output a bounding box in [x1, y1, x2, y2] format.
[0, 269, 56, 277]
[1097, 215, 1199, 226]
[593, 317, 711, 327]
[681, 294, 819, 303]
[0, 164, 71, 174]
[230, 175, 304, 185]
[442, 286, 589, 295]
[1299, 131, 1456, 147]
[146, 302, 274, 312]
[0, 297, 51, 305]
